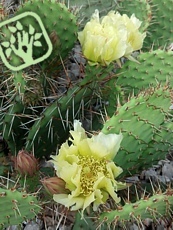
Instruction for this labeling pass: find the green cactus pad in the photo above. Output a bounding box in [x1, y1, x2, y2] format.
[144, 0, 173, 50]
[25, 63, 114, 157]
[25, 85, 93, 157]
[102, 86, 173, 176]
[2, 102, 26, 154]
[0, 188, 41, 228]
[116, 50, 173, 97]
[99, 189, 173, 225]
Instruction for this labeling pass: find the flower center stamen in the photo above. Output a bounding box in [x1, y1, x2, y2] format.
[78, 156, 108, 196]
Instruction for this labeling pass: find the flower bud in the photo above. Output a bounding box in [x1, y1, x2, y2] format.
[14, 150, 38, 176]
[41, 177, 69, 195]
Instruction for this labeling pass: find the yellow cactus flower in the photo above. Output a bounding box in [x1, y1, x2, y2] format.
[78, 10, 146, 66]
[51, 120, 126, 216]
[78, 10, 127, 66]
[121, 13, 146, 57]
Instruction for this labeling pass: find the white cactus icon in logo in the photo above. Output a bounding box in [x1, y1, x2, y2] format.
[1, 21, 42, 64]
[0, 12, 53, 71]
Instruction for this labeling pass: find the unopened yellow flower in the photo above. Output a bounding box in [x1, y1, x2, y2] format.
[51, 120, 126, 215]
[78, 10, 146, 65]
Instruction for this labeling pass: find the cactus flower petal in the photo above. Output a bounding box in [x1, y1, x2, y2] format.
[51, 120, 126, 215]
[122, 13, 146, 56]
[78, 10, 146, 66]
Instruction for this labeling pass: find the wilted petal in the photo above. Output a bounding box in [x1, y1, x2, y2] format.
[93, 189, 108, 211]
[107, 161, 123, 179]
[91, 9, 100, 22]
[53, 194, 73, 207]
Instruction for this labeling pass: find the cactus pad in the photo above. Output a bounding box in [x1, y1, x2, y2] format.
[0, 188, 41, 228]
[144, 0, 173, 50]
[99, 188, 173, 225]
[102, 86, 173, 176]
[116, 50, 173, 97]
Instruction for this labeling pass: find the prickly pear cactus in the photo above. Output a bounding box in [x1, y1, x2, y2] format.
[102, 85, 173, 177]
[0, 188, 41, 228]
[99, 188, 173, 226]
[25, 63, 115, 157]
[116, 50, 173, 98]
[144, 0, 173, 50]
[1, 0, 173, 228]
